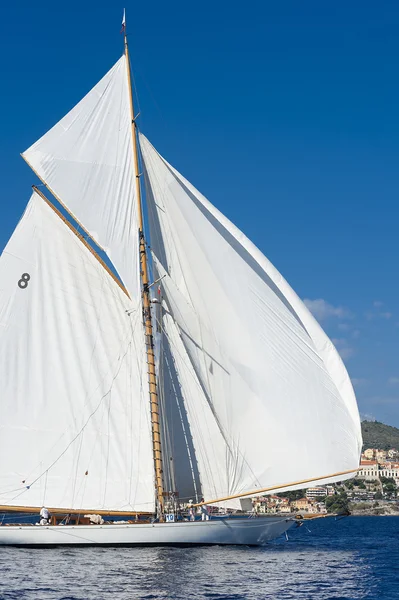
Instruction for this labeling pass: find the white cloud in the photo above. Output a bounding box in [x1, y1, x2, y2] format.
[365, 303, 393, 321]
[332, 338, 355, 360]
[303, 298, 352, 322]
[388, 377, 399, 386]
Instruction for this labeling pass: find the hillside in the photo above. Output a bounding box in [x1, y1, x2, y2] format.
[361, 421, 399, 450]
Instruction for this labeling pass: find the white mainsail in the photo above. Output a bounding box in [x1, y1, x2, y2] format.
[22, 56, 139, 298]
[0, 192, 154, 512]
[140, 133, 362, 503]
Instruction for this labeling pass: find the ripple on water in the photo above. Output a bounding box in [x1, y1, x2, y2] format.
[0, 517, 397, 600]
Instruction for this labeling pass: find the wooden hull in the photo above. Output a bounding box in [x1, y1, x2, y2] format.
[0, 517, 294, 547]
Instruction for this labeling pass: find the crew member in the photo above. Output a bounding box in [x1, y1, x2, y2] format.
[200, 498, 209, 521]
[39, 506, 50, 525]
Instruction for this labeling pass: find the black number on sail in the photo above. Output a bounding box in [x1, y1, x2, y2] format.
[17, 273, 31, 289]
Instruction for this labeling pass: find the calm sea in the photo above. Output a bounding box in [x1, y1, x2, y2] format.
[0, 516, 397, 600]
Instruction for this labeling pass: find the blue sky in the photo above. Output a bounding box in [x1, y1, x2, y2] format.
[1, 2, 398, 426]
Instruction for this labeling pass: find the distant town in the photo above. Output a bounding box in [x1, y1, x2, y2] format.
[250, 447, 399, 517]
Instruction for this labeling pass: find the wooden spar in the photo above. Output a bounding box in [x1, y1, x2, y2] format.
[124, 32, 165, 516]
[21, 154, 107, 254]
[33, 186, 130, 299]
[0, 504, 151, 517]
[192, 467, 360, 507]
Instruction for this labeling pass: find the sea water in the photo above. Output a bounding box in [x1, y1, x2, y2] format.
[0, 516, 397, 599]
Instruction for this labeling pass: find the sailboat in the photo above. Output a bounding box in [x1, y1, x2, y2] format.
[0, 17, 362, 547]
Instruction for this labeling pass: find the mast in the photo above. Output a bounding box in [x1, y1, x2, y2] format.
[124, 23, 165, 517]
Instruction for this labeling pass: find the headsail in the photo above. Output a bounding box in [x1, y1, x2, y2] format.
[0, 192, 154, 512]
[22, 56, 139, 298]
[140, 133, 362, 504]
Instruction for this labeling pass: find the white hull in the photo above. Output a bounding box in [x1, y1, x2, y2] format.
[0, 517, 294, 547]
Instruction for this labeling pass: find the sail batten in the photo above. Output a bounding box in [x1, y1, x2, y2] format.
[140, 132, 362, 507]
[0, 192, 154, 512]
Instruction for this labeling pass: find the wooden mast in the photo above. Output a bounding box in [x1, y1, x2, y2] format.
[124, 24, 165, 518]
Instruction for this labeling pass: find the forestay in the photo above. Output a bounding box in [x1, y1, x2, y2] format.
[22, 56, 139, 298]
[140, 133, 362, 504]
[0, 193, 154, 512]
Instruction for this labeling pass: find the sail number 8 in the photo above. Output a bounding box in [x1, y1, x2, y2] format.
[18, 273, 31, 289]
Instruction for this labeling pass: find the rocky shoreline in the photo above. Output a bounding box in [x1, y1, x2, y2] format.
[350, 509, 399, 516]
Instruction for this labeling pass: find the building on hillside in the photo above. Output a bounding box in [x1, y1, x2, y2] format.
[388, 449, 399, 459]
[252, 495, 291, 514]
[376, 450, 387, 463]
[268, 495, 286, 505]
[347, 488, 374, 500]
[307, 503, 327, 514]
[306, 487, 327, 499]
[278, 505, 292, 514]
[292, 497, 311, 511]
[357, 460, 379, 480]
[363, 448, 377, 460]
[277, 497, 290, 506]
[379, 464, 399, 482]
[251, 497, 267, 513]
[307, 504, 319, 514]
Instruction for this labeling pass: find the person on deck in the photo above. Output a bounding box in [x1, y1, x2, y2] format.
[39, 506, 50, 525]
[188, 500, 195, 522]
[200, 498, 209, 521]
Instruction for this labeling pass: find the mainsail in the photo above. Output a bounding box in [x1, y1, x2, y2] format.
[140, 133, 362, 504]
[0, 192, 154, 512]
[22, 56, 139, 298]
